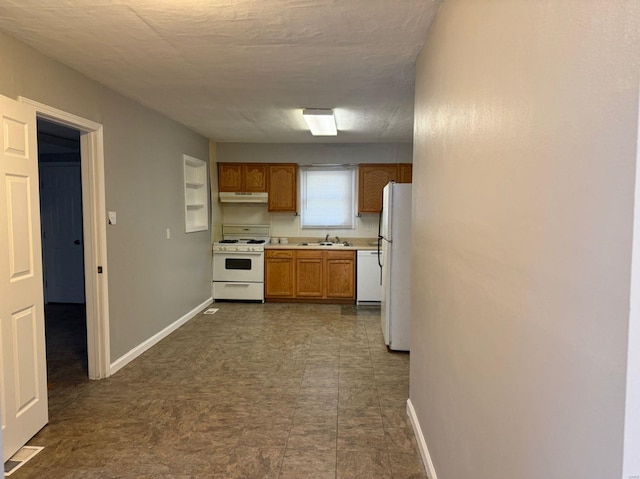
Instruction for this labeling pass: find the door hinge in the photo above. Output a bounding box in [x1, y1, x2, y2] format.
[97, 266, 103, 274]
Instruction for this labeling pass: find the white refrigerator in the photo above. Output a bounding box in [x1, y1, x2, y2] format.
[378, 182, 412, 351]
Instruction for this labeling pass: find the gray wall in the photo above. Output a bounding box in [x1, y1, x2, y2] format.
[0, 31, 212, 361]
[217, 142, 412, 165]
[411, 1, 639, 478]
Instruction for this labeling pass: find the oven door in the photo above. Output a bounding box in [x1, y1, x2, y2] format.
[213, 251, 264, 283]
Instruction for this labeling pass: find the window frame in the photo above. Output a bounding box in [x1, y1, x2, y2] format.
[299, 165, 356, 229]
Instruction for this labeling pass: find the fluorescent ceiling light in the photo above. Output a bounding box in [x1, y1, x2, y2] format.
[302, 108, 337, 136]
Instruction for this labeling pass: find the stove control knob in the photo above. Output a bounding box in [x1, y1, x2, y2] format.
[220, 246, 226, 251]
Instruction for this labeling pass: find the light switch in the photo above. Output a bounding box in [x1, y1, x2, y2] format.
[166, 228, 171, 240]
[108, 211, 116, 225]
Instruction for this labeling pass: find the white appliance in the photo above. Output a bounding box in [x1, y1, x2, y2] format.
[218, 192, 268, 203]
[378, 182, 412, 351]
[357, 249, 383, 303]
[212, 224, 269, 302]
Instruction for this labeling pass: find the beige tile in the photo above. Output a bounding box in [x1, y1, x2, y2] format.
[287, 422, 338, 450]
[338, 406, 383, 428]
[338, 386, 380, 409]
[223, 446, 285, 479]
[297, 387, 339, 409]
[337, 424, 386, 451]
[381, 404, 412, 429]
[337, 450, 392, 479]
[22, 302, 423, 479]
[280, 449, 337, 479]
[388, 452, 428, 479]
[385, 425, 421, 454]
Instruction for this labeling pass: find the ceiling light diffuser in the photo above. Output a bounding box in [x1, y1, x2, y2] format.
[302, 108, 337, 136]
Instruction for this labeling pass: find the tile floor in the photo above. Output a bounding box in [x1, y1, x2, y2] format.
[13, 302, 425, 479]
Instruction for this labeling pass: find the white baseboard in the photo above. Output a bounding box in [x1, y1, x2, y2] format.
[110, 297, 213, 375]
[407, 398, 438, 479]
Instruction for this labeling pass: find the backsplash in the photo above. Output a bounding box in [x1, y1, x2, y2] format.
[221, 203, 379, 238]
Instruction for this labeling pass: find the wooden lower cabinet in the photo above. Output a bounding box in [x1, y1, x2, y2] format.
[265, 250, 295, 298]
[325, 251, 355, 299]
[295, 250, 323, 297]
[265, 249, 355, 303]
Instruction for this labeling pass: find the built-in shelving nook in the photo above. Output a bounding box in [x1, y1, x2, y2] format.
[183, 154, 209, 233]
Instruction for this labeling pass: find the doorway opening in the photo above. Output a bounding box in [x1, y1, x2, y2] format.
[19, 96, 111, 381]
[37, 119, 89, 388]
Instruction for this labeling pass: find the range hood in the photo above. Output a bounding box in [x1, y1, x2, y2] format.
[219, 192, 268, 203]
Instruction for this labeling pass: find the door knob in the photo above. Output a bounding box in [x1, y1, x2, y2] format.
[74, 240, 81, 245]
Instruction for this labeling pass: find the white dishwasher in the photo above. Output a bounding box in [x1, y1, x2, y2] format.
[357, 250, 382, 304]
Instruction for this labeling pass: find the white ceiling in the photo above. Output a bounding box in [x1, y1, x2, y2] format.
[0, 0, 441, 143]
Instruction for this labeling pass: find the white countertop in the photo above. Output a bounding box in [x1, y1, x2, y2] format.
[265, 238, 378, 251]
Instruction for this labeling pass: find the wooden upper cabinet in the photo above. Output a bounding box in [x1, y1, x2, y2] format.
[358, 163, 412, 213]
[218, 163, 268, 192]
[218, 163, 243, 192]
[358, 164, 398, 214]
[268, 164, 298, 212]
[398, 163, 412, 183]
[244, 164, 268, 191]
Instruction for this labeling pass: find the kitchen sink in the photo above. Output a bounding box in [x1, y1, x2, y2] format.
[297, 242, 352, 247]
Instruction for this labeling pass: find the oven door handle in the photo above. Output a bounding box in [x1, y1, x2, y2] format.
[213, 251, 264, 256]
[223, 283, 252, 286]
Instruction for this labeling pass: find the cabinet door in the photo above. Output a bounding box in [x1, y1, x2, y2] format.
[268, 164, 298, 212]
[358, 164, 398, 214]
[265, 250, 295, 298]
[397, 163, 413, 183]
[295, 250, 323, 297]
[325, 251, 355, 299]
[218, 163, 243, 192]
[244, 164, 268, 192]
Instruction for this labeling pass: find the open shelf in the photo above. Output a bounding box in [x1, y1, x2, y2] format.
[183, 155, 209, 233]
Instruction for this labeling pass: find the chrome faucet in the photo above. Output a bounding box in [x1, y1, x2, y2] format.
[325, 234, 330, 242]
[335, 236, 340, 244]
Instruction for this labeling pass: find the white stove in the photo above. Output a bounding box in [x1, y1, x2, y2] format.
[212, 240, 266, 253]
[212, 225, 269, 302]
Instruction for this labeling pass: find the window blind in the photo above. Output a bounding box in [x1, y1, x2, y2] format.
[300, 167, 355, 229]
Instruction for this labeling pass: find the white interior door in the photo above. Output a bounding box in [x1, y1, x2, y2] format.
[0, 95, 48, 461]
[40, 163, 85, 303]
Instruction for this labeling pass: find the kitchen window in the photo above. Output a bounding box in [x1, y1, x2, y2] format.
[300, 166, 356, 229]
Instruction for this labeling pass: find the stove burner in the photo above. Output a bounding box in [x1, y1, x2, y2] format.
[219, 239, 239, 244]
[247, 239, 266, 244]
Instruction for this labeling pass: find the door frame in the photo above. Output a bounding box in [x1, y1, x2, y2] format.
[622, 84, 640, 479]
[20, 97, 110, 380]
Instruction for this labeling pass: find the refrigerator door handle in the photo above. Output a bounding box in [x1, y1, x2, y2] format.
[378, 239, 383, 285]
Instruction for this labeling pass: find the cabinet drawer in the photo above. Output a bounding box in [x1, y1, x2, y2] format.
[266, 249, 294, 259]
[325, 250, 355, 260]
[296, 250, 323, 259]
